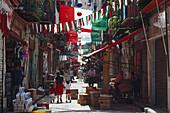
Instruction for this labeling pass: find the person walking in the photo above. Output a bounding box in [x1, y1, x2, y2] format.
[87, 66, 96, 87]
[54, 71, 64, 103]
[78, 69, 83, 82]
[65, 81, 71, 103]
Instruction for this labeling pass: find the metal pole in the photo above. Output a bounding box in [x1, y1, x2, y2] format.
[165, 1, 170, 77]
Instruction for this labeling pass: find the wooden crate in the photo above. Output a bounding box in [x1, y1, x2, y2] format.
[71, 94, 78, 99]
[79, 94, 90, 105]
[71, 89, 78, 95]
[86, 87, 96, 94]
[79, 94, 89, 99]
[90, 91, 101, 106]
[99, 96, 113, 109]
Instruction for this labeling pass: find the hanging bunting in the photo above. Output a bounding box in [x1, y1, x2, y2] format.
[68, 22, 72, 31]
[79, 18, 82, 27]
[86, 16, 88, 25]
[51, 24, 54, 32]
[30, 3, 116, 35]
[81, 18, 85, 26]
[60, 23, 62, 32]
[36, 23, 39, 33]
[94, 12, 96, 21]
[49, 24, 51, 32]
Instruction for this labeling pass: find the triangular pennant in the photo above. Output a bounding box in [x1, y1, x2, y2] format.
[103, 7, 106, 18]
[36, 23, 39, 33]
[68, 22, 72, 31]
[86, 16, 88, 26]
[49, 24, 52, 32]
[94, 12, 96, 21]
[71, 21, 75, 30]
[64, 23, 68, 32]
[98, 9, 101, 19]
[39, 24, 41, 34]
[81, 18, 85, 26]
[54, 24, 57, 33]
[60, 23, 62, 32]
[41, 24, 44, 34]
[51, 24, 54, 32]
[79, 18, 82, 27]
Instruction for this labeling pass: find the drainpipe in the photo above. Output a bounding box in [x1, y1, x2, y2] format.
[165, 1, 170, 112]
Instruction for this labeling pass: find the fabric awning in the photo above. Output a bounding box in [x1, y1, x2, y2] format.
[141, 0, 164, 14]
[83, 27, 145, 58]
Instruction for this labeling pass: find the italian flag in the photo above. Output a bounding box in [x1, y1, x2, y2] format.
[60, 4, 92, 31]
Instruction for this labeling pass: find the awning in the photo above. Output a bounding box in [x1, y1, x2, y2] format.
[83, 27, 145, 58]
[141, 0, 164, 14]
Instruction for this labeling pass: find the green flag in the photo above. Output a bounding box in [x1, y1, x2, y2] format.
[91, 32, 102, 42]
[92, 17, 108, 31]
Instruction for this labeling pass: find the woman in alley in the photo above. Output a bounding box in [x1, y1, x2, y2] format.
[54, 71, 64, 103]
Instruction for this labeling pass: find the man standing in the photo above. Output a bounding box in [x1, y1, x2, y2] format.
[87, 66, 96, 87]
[11, 63, 23, 100]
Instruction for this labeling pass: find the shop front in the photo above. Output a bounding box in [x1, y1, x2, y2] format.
[5, 12, 29, 110]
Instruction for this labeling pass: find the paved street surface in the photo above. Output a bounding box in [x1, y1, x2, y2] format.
[37, 78, 142, 113]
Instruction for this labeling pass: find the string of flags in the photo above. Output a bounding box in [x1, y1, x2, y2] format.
[31, 0, 134, 34]
[31, 3, 114, 34]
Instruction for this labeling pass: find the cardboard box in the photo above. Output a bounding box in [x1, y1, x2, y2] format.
[25, 88, 37, 101]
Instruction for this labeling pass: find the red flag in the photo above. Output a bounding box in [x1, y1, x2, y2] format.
[56, 24, 59, 33]
[66, 31, 78, 45]
[60, 4, 74, 23]
[4, 14, 7, 36]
